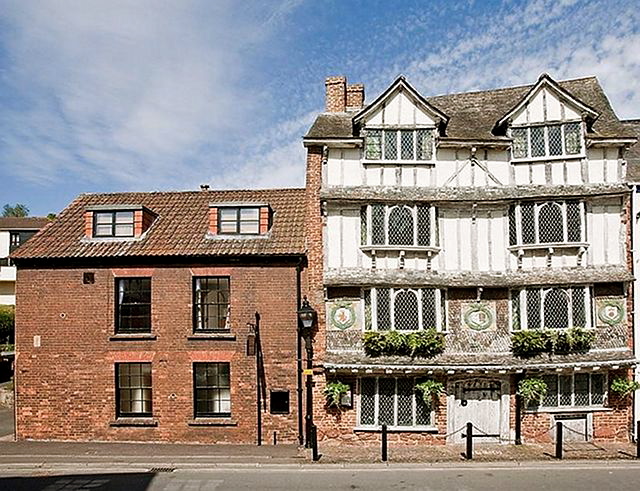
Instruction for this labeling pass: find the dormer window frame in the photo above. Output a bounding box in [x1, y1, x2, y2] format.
[362, 126, 436, 164]
[217, 206, 261, 235]
[93, 210, 135, 238]
[509, 120, 586, 163]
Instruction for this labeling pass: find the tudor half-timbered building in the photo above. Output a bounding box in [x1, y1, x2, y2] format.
[304, 74, 638, 444]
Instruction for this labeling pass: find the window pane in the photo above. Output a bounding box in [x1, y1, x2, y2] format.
[384, 130, 397, 160]
[574, 374, 589, 406]
[559, 375, 572, 406]
[360, 379, 376, 425]
[219, 221, 237, 234]
[219, 208, 237, 220]
[564, 122, 582, 154]
[115, 224, 134, 236]
[526, 289, 541, 329]
[508, 205, 517, 246]
[416, 129, 433, 160]
[394, 290, 419, 331]
[542, 375, 558, 407]
[548, 125, 562, 155]
[388, 207, 414, 246]
[115, 211, 134, 223]
[400, 130, 414, 160]
[378, 378, 395, 426]
[531, 127, 545, 157]
[511, 290, 521, 330]
[360, 206, 367, 245]
[364, 290, 372, 331]
[544, 288, 569, 329]
[365, 130, 382, 160]
[415, 383, 432, 425]
[396, 379, 413, 426]
[371, 205, 385, 245]
[538, 203, 564, 243]
[521, 203, 535, 244]
[512, 128, 528, 158]
[571, 287, 586, 328]
[95, 213, 113, 225]
[376, 288, 391, 331]
[567, 201, 581, 242]
[240, 208, 259, 220]
[95, 225, 112, 236]
[422, 289, 437, 329]
[417, 205, 430, 246]
[591, 374, 604, 405]
[239, 221, 259, 234]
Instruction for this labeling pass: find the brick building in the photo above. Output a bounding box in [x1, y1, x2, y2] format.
[11, 188, 307, 444]
[304, 74, 638, 444]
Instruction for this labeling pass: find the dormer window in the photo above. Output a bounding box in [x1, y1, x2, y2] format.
[364, 129, 434, 161]
[511, 122, 582, 160]
[94, 211, 135, 238]
[208, 203, 271, 236]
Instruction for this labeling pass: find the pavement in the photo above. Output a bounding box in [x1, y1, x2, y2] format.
[0, 406, 13, 440]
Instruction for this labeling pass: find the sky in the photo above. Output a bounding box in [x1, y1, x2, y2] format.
[0, 0, 639, 216]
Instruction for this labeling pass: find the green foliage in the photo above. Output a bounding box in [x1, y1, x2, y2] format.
[610, 378, 640, 397]
[47, 213, 57, 220]
[324, 380, 350, 408]
[0, 344, 14, 352]
[415, 379, 445, 404]
[0, 306, 14, 344]
[511, 328, 595, 358]
[2, 203, 29, 217]
[363, 329, 445, 358]
[517, 378, 548, 405]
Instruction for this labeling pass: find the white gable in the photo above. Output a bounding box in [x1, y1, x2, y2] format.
[364, 86, 437, 127]
[512, 86, 583, 125]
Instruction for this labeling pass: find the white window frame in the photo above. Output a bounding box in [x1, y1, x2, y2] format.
[356, 377, 436, 430]
[363, 287, 446, 332]
[510, 121, 585, 162]
[509, 200, 586, 249]
[511, 286, 592, 331]
[363, 127, 436, 164]
[533, 372, 607, 410]
[361, 204, 439, 250]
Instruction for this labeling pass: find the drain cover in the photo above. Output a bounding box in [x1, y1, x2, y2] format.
[149, 467, 175, 473]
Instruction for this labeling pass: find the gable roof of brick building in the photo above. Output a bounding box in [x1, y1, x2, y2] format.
[0, 216, 50, 231]
[11, 188, 306, 260]
[305, 76, 633, 141]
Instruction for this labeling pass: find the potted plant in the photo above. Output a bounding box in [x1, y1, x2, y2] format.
[610, 377, 640, 398]
[324, 381, 351, 408]
[517, 378, 548, 407]
[414, 379, 445, 405]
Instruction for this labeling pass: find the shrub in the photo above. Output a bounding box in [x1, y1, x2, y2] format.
[511, 328, 594, 358]
[610, 378, 640, 398]
[363, 329, 445, 358]
[324, 380, 350, 408]
[517, 378, 548, 406]
[415, 379, 445, 405]
[0, 306, 14, 344]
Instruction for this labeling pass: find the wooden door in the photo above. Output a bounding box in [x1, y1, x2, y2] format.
[452, 379, 502, 443]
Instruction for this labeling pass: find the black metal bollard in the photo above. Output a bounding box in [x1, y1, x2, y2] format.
[311, 425, 319, 461]
[273, 431, 277, 445]
[637, 421, 640, 459]
[466, 422, 473, 460]
[555, 422, 563, 460]
[381, 424, 388, 462]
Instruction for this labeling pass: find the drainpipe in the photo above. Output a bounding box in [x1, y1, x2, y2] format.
[632, 185, 639, 441]
[296, 260, 304, 446]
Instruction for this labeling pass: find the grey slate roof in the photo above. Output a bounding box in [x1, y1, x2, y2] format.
[305, 77, 634, 141]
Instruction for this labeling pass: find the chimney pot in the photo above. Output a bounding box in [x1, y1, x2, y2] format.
[200, 184, 210, 191]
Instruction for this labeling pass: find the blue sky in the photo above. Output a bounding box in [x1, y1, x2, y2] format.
[1, 0, 639, 216]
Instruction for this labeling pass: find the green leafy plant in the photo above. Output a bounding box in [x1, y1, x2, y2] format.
[511, 328, 594, 358]
[0, 344, 15, 352]
[610, 378, 640, 398]
[363, 329, 445, 358]
[517, 378, 548, 405]
[324, 381, 350, 408]
[415, 379, 445, 405]
[0, 306, 14, 345]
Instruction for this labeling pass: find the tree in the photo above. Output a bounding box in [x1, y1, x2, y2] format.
[47, 213, 57, 220]
[0, 306, 14, 345]
[2, 204, 29, 217]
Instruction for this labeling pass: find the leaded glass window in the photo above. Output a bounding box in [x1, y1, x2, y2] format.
[365, 287, 444, 331]
[548, 124, 563, 155]
[359, 377, 434, 428]
[508, 201, 584, 246]
[416, 129, 434, 160]
[564, 122, 582, 154]
[510, 122, 584, 159]
[363, 204, 436, 248]
[365, 130, 382, 160]
[514, 286, 590, 330]
[531, 126, 545, 157]
[400, 130, 414, 160]
[539, 373, 605, 408]
[384, 130, 398, 160]
[363, 128, 435, 161]
[512, 128, 528, 159]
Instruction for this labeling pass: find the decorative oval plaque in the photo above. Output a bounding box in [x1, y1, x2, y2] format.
[463, 303, 494, 331]
[597, 300, 624, 326]
[329, 302, 356, 330]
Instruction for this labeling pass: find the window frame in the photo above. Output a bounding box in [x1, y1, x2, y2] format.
[193, 362, 232, 418]
[509, 121, 585, 162]
[508, 200, 586, 248]
[357, 377, 436, 430]
[361, 204, 439, 249]
[531, 372, 607, 410]
[363, 287, 446, 332]
[115, 277, 152, 334]
[363, 128, 436, 163]
[93, 211, 135, 238]
[115, 362, 153, 418]
[217, 206, 261, 235]
[192, 276, 231, 332]
[510, 286, 592, 331]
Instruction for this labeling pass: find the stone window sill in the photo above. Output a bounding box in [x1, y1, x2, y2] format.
[511, 154, 586, 164]
[362, 160, 436, 166]
[508, 242, 588, 253]
[110, 418, 158, 427]
[187, 333, 236, 341]
[188, 418, 238, 427]
[360, 245, 441, 254]
[354, 426, 438, 433]
[109, 334, 157, 341]
[524, 406, 611, 414]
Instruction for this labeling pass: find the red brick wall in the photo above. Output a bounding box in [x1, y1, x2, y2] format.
[325, 76, 346, 113]
[15, 262, 301, 444]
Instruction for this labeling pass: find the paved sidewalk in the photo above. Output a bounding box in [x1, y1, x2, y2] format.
[0, 406, 13, 440]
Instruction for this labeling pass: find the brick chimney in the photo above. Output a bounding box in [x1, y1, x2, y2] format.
[325, 76, 347, 112]
[346, 84, 365, 110]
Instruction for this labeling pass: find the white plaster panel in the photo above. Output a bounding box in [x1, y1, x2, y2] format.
[590, 205, 605, 265]
[566, 160, 582, 185]
[416, 167, 431, 186]
[365, 165, 381, 186]
[416, 105, 435, 125]
[606, 159, 619, 183]
[442, 211, 458, 270]
[401, 166, 414, 186]
[546, 89, 562, 120]
[398, 91, 415, 125]
[326, 152, 341, 187]
[477, 214, 490, 271]
[382, 167, 396, 186]
[384, 91, 401, 125]
[528, 90, 545, 122]
[341, 209, 360, 267]
[606, 205, 622, 264]
[531, 162, 546, 184]
[590, 161, 605, 184]
[492, 212, 506, 271]
[564, 104, 581, 120]
[513, 164, 529, 185]
[342, 149, 361, 186]
[326, 212, 342, 268]
[459, 214, 472, 270]
[551, 161, 564, 185]
[0, 231, 9, 258]
[366, 105, 384, 126]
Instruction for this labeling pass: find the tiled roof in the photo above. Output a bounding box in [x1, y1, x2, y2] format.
[305, 76, 634, 141]
[0, 217, 50, 230]
[622, 119, 640, 182]
[11, 189, 306, 260]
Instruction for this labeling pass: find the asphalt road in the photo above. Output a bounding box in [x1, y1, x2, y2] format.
[0, 407, 13, 438]
[2, 464, 640, 490]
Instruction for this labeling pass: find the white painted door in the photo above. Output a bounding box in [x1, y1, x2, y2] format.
[452, 379, 502, 443]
